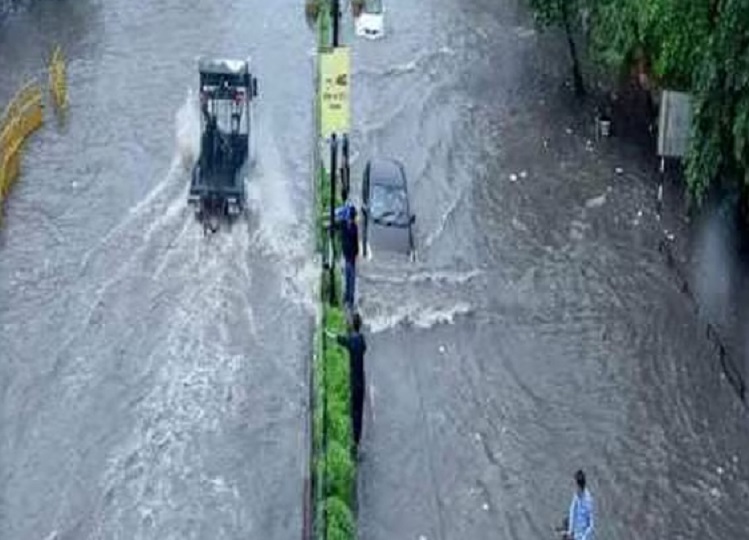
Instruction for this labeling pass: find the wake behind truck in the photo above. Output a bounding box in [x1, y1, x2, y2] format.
[188, 57, 258, 231]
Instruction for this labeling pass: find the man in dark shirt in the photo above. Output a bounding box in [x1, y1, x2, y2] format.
[328, 312, 367, 457]
[340, 206, 359, 310]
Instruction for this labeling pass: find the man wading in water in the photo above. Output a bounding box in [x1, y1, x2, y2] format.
[561, 469, 595, 540]
[340, 205, 359, 312]
[328, 312, 367, 459]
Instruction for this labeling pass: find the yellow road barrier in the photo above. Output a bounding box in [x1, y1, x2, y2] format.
[49, 45, 68, 112]
[0, 81, 43, 219]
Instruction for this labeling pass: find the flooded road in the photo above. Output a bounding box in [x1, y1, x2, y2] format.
[351, 1, 749, 539]
[2, 0, 749, 538]
[0, 1, 314, 538]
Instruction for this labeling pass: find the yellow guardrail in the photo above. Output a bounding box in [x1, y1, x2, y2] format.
[0, 45, 66, 224]
[0, 81, 44, 220]
[49, 45, 67, 112]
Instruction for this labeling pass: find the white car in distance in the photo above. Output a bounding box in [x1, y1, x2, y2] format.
[356, 0, 385, 40]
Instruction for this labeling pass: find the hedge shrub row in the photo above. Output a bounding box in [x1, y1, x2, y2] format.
[312, 5, 357, 538]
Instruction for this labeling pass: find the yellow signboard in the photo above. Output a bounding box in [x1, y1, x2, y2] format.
[319, 47, 350, 137]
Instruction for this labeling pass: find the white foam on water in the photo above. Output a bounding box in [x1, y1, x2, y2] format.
[97, 232, 255, 534]
[422, 186, 467, 250]
[362, 268, 482, 286]
[80, 90, 200, 276]
[280, 257, 321, 317]
[355, 46, 455, 79]
[247, 134, 304, 257]
[175, 88, 201, 172]
[585, 192, 607, 209]
[246, 125, 316, 314]
[363, 301, 472, 334]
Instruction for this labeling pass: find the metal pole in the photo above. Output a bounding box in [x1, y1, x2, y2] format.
[329, 134, 338, 305]
[341, 134, 350, 201]
[331, 0, 340, 48]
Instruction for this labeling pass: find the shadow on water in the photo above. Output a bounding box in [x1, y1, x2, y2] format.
[681, 191, 749, 404]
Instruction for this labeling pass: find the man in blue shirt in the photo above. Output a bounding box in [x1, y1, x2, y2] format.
[565, 469, 594, 540]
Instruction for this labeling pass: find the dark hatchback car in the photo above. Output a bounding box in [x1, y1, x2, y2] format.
[361, 158, 416, 259]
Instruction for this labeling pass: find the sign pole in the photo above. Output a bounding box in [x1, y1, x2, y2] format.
[342, 134, 350, 201]
[331, 0, 340, 48]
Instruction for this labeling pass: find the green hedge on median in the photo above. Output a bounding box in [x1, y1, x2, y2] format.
[325, 496, 355, 540]
[322, 304, 354, 492]
[314, 306, 356, 540]
[313, 2, 357, 538]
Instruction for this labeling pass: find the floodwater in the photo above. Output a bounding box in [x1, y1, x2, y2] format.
[0, 1, 315, 539]
[351, 1, 749, 539]
[2, 0, 749, 539]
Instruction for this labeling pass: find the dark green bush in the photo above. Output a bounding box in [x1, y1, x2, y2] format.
[325, 496, 355, 540]
[325, 441, 354, 503]
[326, 398, 351, 449]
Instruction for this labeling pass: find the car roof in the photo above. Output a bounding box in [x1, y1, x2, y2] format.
[368, 159, 406, 188]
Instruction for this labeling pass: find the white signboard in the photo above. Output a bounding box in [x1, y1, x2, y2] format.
[658, 90, 693, 158]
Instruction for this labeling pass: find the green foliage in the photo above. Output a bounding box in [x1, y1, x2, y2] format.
[686, 0, 749, 204]
[326, 304, 347, 332]
[327, 398, 351, 447]
[313, 324, 325, 453]
[325, 307, 350, 393]
[321, 306, 355, 519]
[527, 0, 586, 94]
[590, 0, 711, 89]
[314, 303, 354, 537]
[325, 496, 356, 540]
[318, 164, 330, 253]
[528, 0, 749, 203]
[325, 442, 355, 503]
[527, 0, 581, 29]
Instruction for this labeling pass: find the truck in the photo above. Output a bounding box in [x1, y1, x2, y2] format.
[188, 57, 258, 232]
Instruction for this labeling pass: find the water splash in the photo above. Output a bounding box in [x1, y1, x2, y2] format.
[79, 90, 200, 278]
[362, 301, 472, 334]
[175, 88, 201, 172]
[244, 121, 316, 314]
[361, 268, 482, 286]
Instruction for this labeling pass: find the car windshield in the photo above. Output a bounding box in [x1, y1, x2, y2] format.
[370, 184, 408, 225]
[365, 0, 383, 14]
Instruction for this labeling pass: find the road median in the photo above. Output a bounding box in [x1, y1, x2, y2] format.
[308, 1, 357, 539]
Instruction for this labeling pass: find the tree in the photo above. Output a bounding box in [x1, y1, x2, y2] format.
[590, 0, 712, 90]
[528, 0, 749, 205]
[528, 0, 587, 96]
[686, 0, 749, 204]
